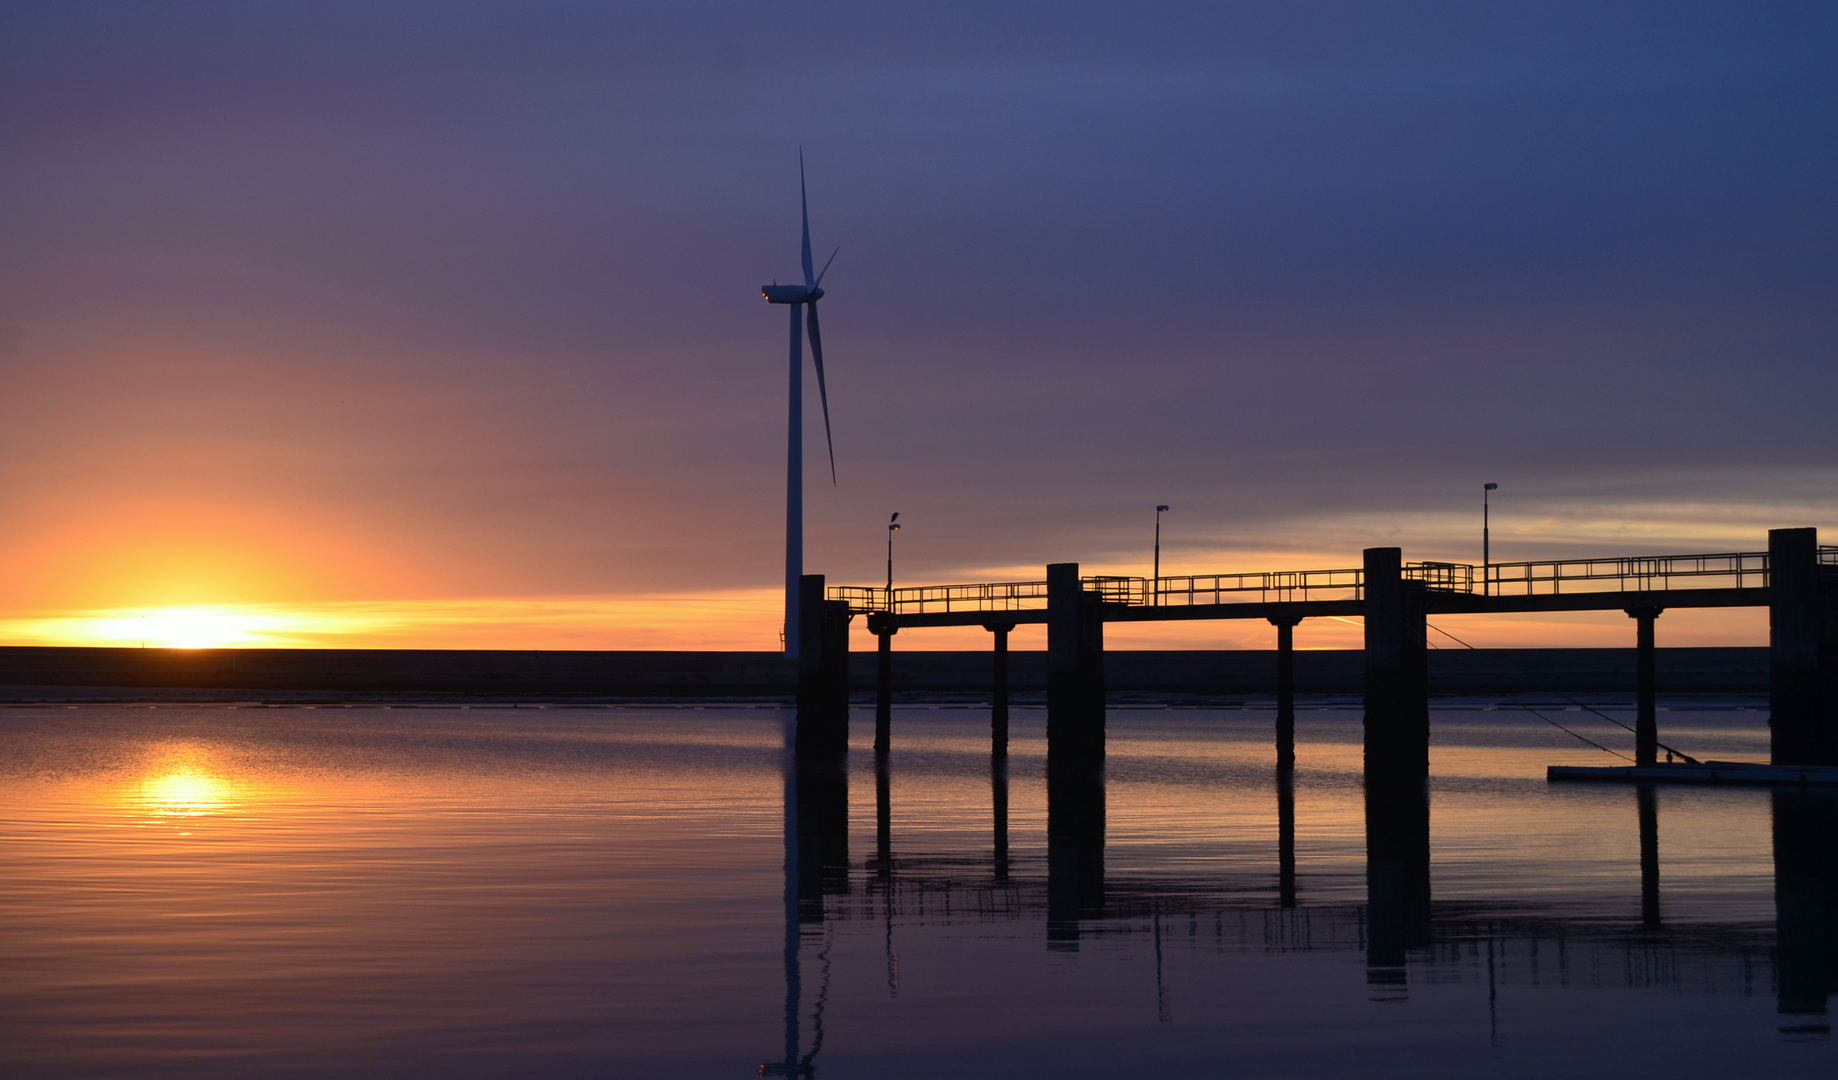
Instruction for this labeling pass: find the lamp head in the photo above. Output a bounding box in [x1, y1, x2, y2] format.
[1484, 483, 1498, 491]
[1156, 504, 1169, 512]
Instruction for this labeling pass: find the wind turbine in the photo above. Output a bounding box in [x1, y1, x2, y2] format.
[762, 152, 839, 658]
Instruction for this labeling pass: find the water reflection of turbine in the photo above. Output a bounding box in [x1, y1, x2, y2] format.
[763, 752, 848, 1077]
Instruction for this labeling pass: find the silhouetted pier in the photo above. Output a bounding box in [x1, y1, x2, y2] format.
[798, 527, 1837, 774]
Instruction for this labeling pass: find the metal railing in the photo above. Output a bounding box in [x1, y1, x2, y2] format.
[834, 562, 1464, 614]
[1149, 567, 1363, 606]
[1482, 551, 1769, 596]
[832, 546, 1830, 615]
[830, 580, 1049, 616]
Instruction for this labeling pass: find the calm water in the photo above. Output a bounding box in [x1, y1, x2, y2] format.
[0, 703, 1831, 1077]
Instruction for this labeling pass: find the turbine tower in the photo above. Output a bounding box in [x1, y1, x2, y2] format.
[762, 153, 838, 658]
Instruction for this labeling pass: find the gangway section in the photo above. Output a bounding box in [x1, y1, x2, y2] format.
[1483, 551, 1773, 597]
[829, 547, 1831, 617]
[833, 562, 1469, 616]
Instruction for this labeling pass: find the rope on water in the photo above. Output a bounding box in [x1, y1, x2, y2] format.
[1425, 620, 1690, 764]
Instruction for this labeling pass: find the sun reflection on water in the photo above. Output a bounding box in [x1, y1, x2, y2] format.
[125, 754, 242, 825]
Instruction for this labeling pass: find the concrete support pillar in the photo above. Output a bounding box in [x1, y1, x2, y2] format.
[984, 620, 1014, 758]
[1363, 547, 1429, 782]
[795, 575, 851, 762]
[1047, 563, 1105, 764]
[1625, 606, 1663, 766]
[1270, 612, 1302, 771]
[1771, 528, 1837, 767]
[868, 613, 897, 754]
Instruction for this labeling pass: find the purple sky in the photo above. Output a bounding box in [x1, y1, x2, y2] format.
[1, 2, 1833, 643]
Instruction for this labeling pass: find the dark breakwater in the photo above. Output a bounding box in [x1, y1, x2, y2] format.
[0, 645, 1766, 702]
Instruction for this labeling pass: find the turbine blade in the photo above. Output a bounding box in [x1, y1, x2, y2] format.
[806, 302, 836, 485]
[800, 151, 814, 288]
[814, 246, 839, 287]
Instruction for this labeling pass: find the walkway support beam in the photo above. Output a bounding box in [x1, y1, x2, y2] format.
[1770, 528, 1837, 767]
[1625, 606, 1663, 766]
[1270, 612, 1302, 771]
[868, 612, 897, 754]
[795, 575, 851, 762]
[984, 620, 1015, 757]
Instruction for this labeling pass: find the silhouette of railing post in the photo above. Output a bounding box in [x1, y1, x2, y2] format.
[1269, 612, 1303, 770]
[984, 620, 1014, 757]
[1047, 563, 1105, 764]
[868, 612, 897, 753]
[795, 575, 851, 763]
[1625, 606, 1663, 765]
[1770, 528, 1837, 766]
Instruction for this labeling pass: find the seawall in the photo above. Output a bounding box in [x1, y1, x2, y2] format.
[0, 645, 1768, 702]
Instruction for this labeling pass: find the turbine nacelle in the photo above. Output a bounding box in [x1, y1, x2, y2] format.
[762, 284, 823, 305]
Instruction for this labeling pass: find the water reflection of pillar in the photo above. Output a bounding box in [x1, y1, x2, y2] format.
[874, 752, 892, 883]
[1637, 783, 1661, 930]
[992, 756, 1010, 885]
[1364, 770, 1431, 982]
[1278, 769, 1297, 909]
[1047, 756, 1105, 949]
[1773, 788, 1838, 1030]
[795, 761, 850, 922]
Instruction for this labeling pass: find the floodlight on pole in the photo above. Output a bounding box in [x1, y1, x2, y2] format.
[1483, 483, 1498, 596]
[886, 513, 901, 597]
[1154, 505, 1170, 606]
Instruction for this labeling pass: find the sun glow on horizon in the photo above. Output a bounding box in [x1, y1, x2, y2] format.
[0, 593, 791, 651]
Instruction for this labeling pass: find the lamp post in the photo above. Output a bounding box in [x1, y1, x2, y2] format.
[885, 513, 900, 599]
[1483, 483, 1498, 596]
[1153, 505, 1170, 605]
